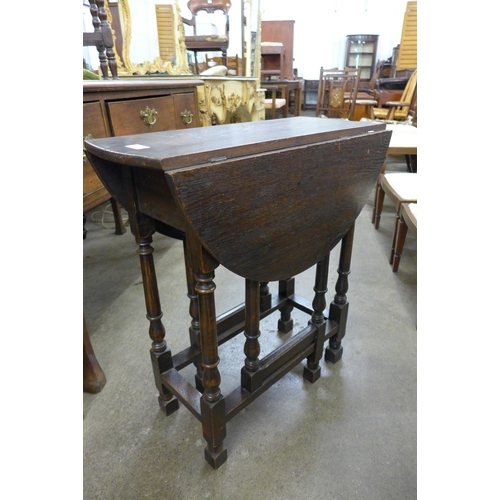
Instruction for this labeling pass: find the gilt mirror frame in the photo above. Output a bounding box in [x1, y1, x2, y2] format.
[104, 0, 260, 77]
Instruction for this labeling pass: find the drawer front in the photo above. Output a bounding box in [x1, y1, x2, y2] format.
[83, 102, 109, 202]
[83, 102, 108, 138]
[107, 96, 177, 136]
[172, 93, 200, 129]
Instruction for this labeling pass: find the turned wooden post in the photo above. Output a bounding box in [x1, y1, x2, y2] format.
[86, 0, 118, 79]
[186, 233, 227, 469]
[182, 238, 203, 392]
[304, 254, 330, 382]
[241, 279, 262, 392]
[278, 278, 295, 333]
[325, 224, 355, 364]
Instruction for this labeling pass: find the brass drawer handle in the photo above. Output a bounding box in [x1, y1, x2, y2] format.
[140, 106, 158, 126]
[181, 109, 193, 125]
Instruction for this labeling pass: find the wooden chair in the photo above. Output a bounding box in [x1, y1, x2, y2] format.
[316, 67, 369, 120]
[373, 69, 417, 121]
[372, 172, 417, 265]
[391, 202, 417, 272]
[83, 0, 118, 79]
[182, 0, 231, 74]
[264, 84, 288, 119]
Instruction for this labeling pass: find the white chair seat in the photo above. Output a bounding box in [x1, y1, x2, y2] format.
[265, 98, 287, 109]
[383, 173, 418, 201]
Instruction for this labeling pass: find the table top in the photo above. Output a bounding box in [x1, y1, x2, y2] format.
[84, 116, 387, 172]
[85, 117, 392, 281]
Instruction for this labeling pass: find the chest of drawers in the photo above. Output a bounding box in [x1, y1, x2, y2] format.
[83, 79, 203, 216]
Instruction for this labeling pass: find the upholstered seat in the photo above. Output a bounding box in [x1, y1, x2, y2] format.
[263, 84, 288, 119]
[372, 172, 417, 265]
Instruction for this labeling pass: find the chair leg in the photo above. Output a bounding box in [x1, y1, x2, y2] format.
[390, 203, 405, 265]
[109, 197, 126, 235]
[372, 179, 385, 229]
[391, 214, 408, 272]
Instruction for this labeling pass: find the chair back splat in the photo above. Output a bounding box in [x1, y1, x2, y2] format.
[316, 67, 362, 120]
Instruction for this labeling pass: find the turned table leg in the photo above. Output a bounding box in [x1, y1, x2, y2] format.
[188, 234, 227, 469]
[278, 278, 295, 333]
[304, 254, 330, 383]
[241, 279, 262, 392]
[325, 224, 354, 364]
[136, 233, 179, 415]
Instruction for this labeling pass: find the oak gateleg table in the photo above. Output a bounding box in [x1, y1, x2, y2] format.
[84, 117, 391, 468]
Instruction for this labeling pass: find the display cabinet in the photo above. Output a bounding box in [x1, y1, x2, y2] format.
[345, 34, 379, 83]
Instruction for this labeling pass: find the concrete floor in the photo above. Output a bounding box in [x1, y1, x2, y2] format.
[83, 155, 417, 499]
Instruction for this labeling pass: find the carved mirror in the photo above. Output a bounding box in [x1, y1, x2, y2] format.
[102, 0, 260, 77]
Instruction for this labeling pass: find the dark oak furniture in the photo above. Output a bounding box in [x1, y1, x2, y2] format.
[84, 117, 391, 467]
[83, 0, 118, 79]
[83, 79, 202, 234]
[83, 78, 202, 393]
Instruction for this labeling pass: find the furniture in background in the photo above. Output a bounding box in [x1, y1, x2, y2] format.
[391, 202, 417, 272]
[207, 55, 244, 76]
[261, 20, 295, 80]
[303, 80, 319, 110]
[261, 79, 302, 117]
[344, 34, 379, 85]
[396, 2, 417, 74]
[84, 314, 106, 393]
[373, 172, 417, 267]
[83, 79, 202, 394]
[260, 43, 285, 80]
[155, 3, 177, 65]
[182, 0, 232, 73]
[118, 75, 265, 126]
[370, 121, 417, 267]
[83, 0, 118, 79]
[83, 79, 201, 236]
[84, 117, 391, 468]
[373, 69, 417, 122]
[263, 83, 288, 119]
[370, 121, 417, 237]
[316, 67, 364, 120]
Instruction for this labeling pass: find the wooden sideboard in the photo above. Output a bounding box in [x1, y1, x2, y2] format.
[83, 78, 202, 394]
[83, 78, 203, 222]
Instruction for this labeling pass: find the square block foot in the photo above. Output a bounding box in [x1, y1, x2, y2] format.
[205, 446, 227, 469]
[303, 365, 321, 383]
[158, 395, 180, 416]
[278, 318, 293, 333]
[325, 345, 343, 364]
